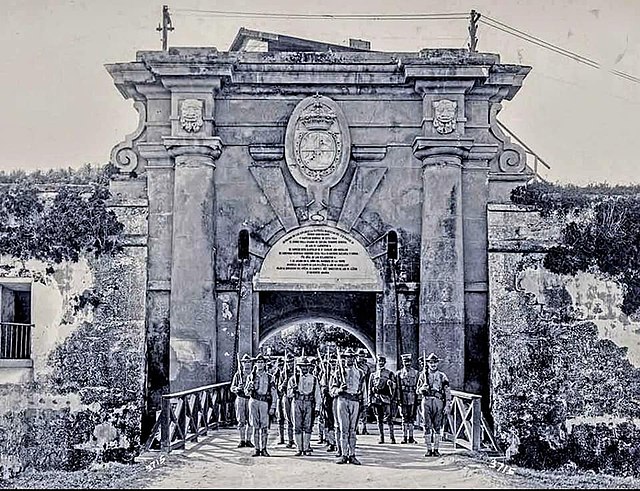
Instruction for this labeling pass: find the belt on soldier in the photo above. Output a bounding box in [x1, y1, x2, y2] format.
[338, 392, 360, 402]
[296, 394, 315, 402]
[424, 394, 444, 400]
[251, 393, 270, 402]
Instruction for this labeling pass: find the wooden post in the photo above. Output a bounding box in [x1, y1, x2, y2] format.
[471, 397, 482, 451]
[160, 397, 171, 453]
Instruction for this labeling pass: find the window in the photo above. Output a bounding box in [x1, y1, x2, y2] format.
[0, 280, 33, 360]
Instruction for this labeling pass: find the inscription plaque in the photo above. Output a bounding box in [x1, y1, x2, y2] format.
[255, 226, 382, 291]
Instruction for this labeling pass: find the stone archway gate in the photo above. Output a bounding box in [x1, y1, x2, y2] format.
[106, 41, 531, 427]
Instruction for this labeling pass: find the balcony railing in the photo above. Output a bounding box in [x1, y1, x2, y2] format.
[0, 322, 33, 359]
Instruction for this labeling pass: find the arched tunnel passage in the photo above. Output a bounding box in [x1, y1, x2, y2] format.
[258, 291, 377, 354]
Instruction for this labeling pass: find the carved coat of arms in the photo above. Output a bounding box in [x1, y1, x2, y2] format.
[292, 98, 341, 182]
[433, 99, 457, 135]
[284, 95, 351, 223]
[180, 99, 204, 133]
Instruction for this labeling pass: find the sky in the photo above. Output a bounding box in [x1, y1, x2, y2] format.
[1, 0, 639, 184]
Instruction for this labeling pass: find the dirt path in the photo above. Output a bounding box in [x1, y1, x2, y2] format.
[138, 429, 537, 489]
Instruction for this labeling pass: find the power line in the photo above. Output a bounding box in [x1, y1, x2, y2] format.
[479, 15, 640, 85]
[173, 8, 468, 21]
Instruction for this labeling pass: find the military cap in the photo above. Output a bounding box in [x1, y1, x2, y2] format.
[284, 353, 295, 362]
[377, 355, 387, 362]
[240, 353, 252, 362]
[400, 353, 412, 360]
[342, 347, 356, 357]
[357, 348, 369, 357]
[425, 352, 440, 363]
[253, 354, 267, 362]
[296, 356, 311, 366]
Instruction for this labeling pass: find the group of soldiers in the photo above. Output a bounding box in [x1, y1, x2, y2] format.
[230, 347, 452, 465]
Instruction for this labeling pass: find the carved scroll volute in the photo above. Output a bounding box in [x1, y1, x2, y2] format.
[489, 102, 526, 174]
[110, 101, 147, 173]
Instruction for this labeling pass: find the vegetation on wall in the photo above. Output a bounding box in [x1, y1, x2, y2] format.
[0, 164, 123, 263]
[512, 181, 640, 315]
[498, 181, 640, 477]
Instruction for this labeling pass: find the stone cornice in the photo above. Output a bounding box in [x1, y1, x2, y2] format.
[163, 137, 223, 160]
[412, 137, 474, 162]
[248, 144, 284, 162]
[351, 145, 388, 162]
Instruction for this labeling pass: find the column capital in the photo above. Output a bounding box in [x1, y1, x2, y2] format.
[412, 137, 474, 164]
[163, 136, 223, 161]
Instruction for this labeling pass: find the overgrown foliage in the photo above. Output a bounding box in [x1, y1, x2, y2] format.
[494, 315, 640, 476]
[511, 181, 640, 315]
[0, 163, 117, 186]
[0, 164, 123, 263]
[261, 322, 364, 356]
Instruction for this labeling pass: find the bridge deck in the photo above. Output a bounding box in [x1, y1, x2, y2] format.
[138, 427, 522, 489]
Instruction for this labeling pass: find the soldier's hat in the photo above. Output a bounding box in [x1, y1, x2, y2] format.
[284, 353, 295, 362]
[240, 353, 252, 362]
[377, 354, 387, 363]
[425, 352, 440, 363]
[296, 356, 312, 366]
[253, 354, 267, 362]
[342, 347, 357, 357]
[357, 348, 369, 357]
[400, 353, 412, 361]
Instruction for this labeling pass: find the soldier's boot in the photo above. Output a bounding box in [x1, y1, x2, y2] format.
[408, 424, 417, 444]
[294, 433, 304, 456]
[303, 432, 312, 455]
[377, 423, 385, 444]
[317, 422, 325, 443]
[361, 421, 369, 435]
[389, 422, 396, 444]
[349, 455, 362, 465]
[287, 426, 295, 448]
[433, 434, 441, 456]
[261, 429, 270, 456]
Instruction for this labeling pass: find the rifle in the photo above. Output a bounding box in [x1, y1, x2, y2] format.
[317, 348, 326, 380]
[236, 353, 243, 386]
[336, 348, 346, 385]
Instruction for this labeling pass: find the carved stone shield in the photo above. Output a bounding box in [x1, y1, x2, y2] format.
[285, 95, 350, 188]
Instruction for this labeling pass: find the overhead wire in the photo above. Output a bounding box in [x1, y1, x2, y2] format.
[171, 8, 640, 84]
[479, 15, 640, 84]
[173, 9, 468, 21]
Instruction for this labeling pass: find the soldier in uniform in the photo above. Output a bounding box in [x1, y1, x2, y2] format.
[287, 356, 322, 456]
[356, 348, 372, 435]
[330, 347, 366, 465]
[320, 354, 338, 453]
[230, 353, 254, 448]
[396, 353, 419, 444]
[368, 355, 397, 444]
[277, 353, 296, 448]
[415, 354, 425, 431]
[245, 354, 278, 457]
[416, 352, 452, 457]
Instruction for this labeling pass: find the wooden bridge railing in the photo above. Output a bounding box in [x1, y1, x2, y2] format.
[144, 382, 235, 453]
[442, 389, 501, 453]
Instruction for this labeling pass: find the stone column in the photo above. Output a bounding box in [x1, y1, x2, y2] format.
[462, 144, 498, 393]
[165, 138, 222, 391]
[414, 141, 472, 388]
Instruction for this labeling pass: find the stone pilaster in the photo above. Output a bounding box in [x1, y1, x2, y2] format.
[414, 139, 472, 388]
[165, 138, 222, 391]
